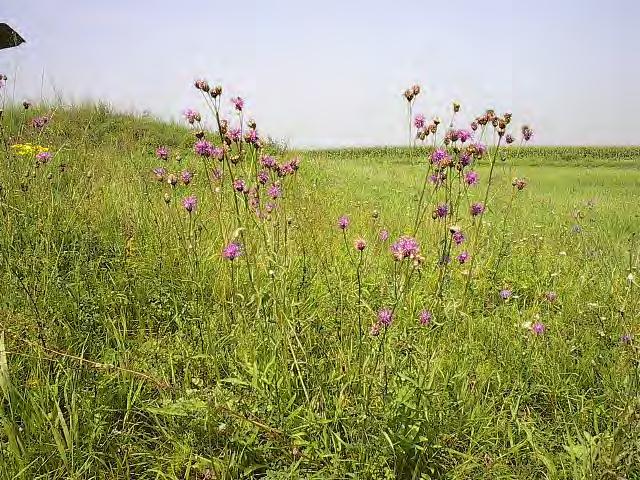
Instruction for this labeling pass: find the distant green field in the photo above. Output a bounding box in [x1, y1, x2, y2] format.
[0, 106, 638, 479]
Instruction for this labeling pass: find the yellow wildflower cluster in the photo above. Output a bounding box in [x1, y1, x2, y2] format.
[10, 143, 49, 157]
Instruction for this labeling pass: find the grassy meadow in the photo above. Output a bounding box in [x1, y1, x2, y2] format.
[0, 105, 639, 479]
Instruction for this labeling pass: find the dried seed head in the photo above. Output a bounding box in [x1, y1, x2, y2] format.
[453, 101, 460, 113]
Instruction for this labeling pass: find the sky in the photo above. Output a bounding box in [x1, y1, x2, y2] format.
[1, 0, 639, 147]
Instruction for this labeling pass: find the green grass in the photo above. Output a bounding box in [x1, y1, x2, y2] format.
[0, 105, 638, 479]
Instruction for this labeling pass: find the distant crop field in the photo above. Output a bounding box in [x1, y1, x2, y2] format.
[0, 101, 638, 479]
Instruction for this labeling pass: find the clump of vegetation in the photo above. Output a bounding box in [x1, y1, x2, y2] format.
[0, 74, 638, 478]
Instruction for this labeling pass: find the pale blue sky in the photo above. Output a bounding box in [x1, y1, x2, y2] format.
[2, 0, 639, 147]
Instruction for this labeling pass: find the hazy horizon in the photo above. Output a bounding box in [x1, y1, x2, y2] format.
[2, 0, 639, 147]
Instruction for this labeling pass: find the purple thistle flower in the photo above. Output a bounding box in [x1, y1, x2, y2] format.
[194, 140, 214, 157]
[390, 235, 420, 261]
[227, 127, 242, 143]
[354, 238, 367, 252]
[464, 170, 479, 186]
[522, 125, 533, 142]
[505, 134, 515, 144]
[267, 183, 282, 199]
[377, 308, 393, 327]
[414, 113, 426, 129]
[338, 216, 350, 230]
[31, 116, 49, 129]
[460, 152, 472, 167]
[379, 229, 389, 242]
[222, 242, 242, 261]
[457, 251, 469, 264]
[153, 167, 167, 181]
[470, 202, 485, 217]
[545, 291, 558, 303]
[257, 170, 269, 185]
[184, 108, 200, 124]
[211, 146, 224, 160]
[434, 203, 449, 219]
[452, 230, 465, 245]
[180, 170, 193, 185]
[233, 178, 246, 192]
[260, 155, 277, 169]
[418, 310, 432, 326]
[36, 151, 52, 164]
[512, 178, 527, 190]
[245, 128, 260, 146]
[500, 289, 512, 300]
[156, 146, 169, 160]
[430, 148, 450, 167]
[231, 96, 244, 111]
[621, 333, 633, 345]
[531, 321, 545, 335]
[457, 129, 473, 143]
[182, 195, 197, 213]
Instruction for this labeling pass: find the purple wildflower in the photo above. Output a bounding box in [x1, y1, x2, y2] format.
[36, 151, 52, 164]
[464, 170, 479, 186]
[31, 116, 49, 129]
[460, 152, 472, 167]
[354, 238, 367, 252]
[500, 289, 512, 300]
[512, 178, 527, 190]
[379, 229, 389, 242]
[434, 203, 449, 219]
[338, 216, 350, 230]
[505, 134, 515, 144]
[377, 308, 393, 327]
[180, 170, 193, 185]
[231, 96, 244, 111]
[430, 148, 450, 167]
[227, 127, 241, 143]
[184, 108, 200, 124]
[233, 178, 246, 192]
[245, 128, 260, 146]
[457, 129, 473, 143]
[267, 183, 282, 199]
[222, 242, 242, 261]
[471, 142, 487, 158]
[452, 229, 465, 245]
[257, 170, 269, 185]
[182, 195, 197, 213]
[531, 321, 545, 335]
[457, 251, 469, 264]
[418, 310, 432, 326]
[194, 140, 214, 157]
[391, 235, 420, 261]
[470, 202, 485, 217]
[156, 146, 169, 160]
[153, 167, 166, 181]
[260, 155, 277, 169]
[414, 113, 426, 129]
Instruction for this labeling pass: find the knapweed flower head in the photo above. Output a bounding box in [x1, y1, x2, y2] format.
[460, 152, 472, 167]
[194, 79, 210, 92]
[377, 308, 393, 327]
[431, 148, 450, 167]
[354, 238, 367, 251]
[545, 291, 558, 303]
[260, 155, 277, 169]
[245, 128, 260, 147]
[456, 129, 473, 143]
[184, 108, 201, 124]
[505, 134, 515, 144]
[512, 178, 527, 190]
[434, 202, 449, 219]
[531, 321, 545, 335]
[391, 235, 420, 260]
[182, 195, 197, 213]
[452, 229, 465, 245]
[338, 216, 350, 230]
[181, 170, 193, 185]
[31, 116, 50, 129]
[222, 242, 242, 261]
[267, 183, 282, 199]
[379, 229, 389, 242]
[464, 170, 479, 186]
[231, 96, 244, 111]
[470, 202, 485, 217]
[156, 146, 169, 160]
[194, 139, 214, 157]
[153, 167, 166, 180]
[522, 125, 533, 141]
[470, 142, 487, 158]
[621, 333, 633, 345]
[257, 170, 269, 185]
[414, 113, 426, 129]
[227, 127, 242, 143]
[233, 178, 246, 192]
[35, 151, 52, 164]
[418, 310, 432, 326]
[457, 251, 470, 264]
[500, 289, 512, 300]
